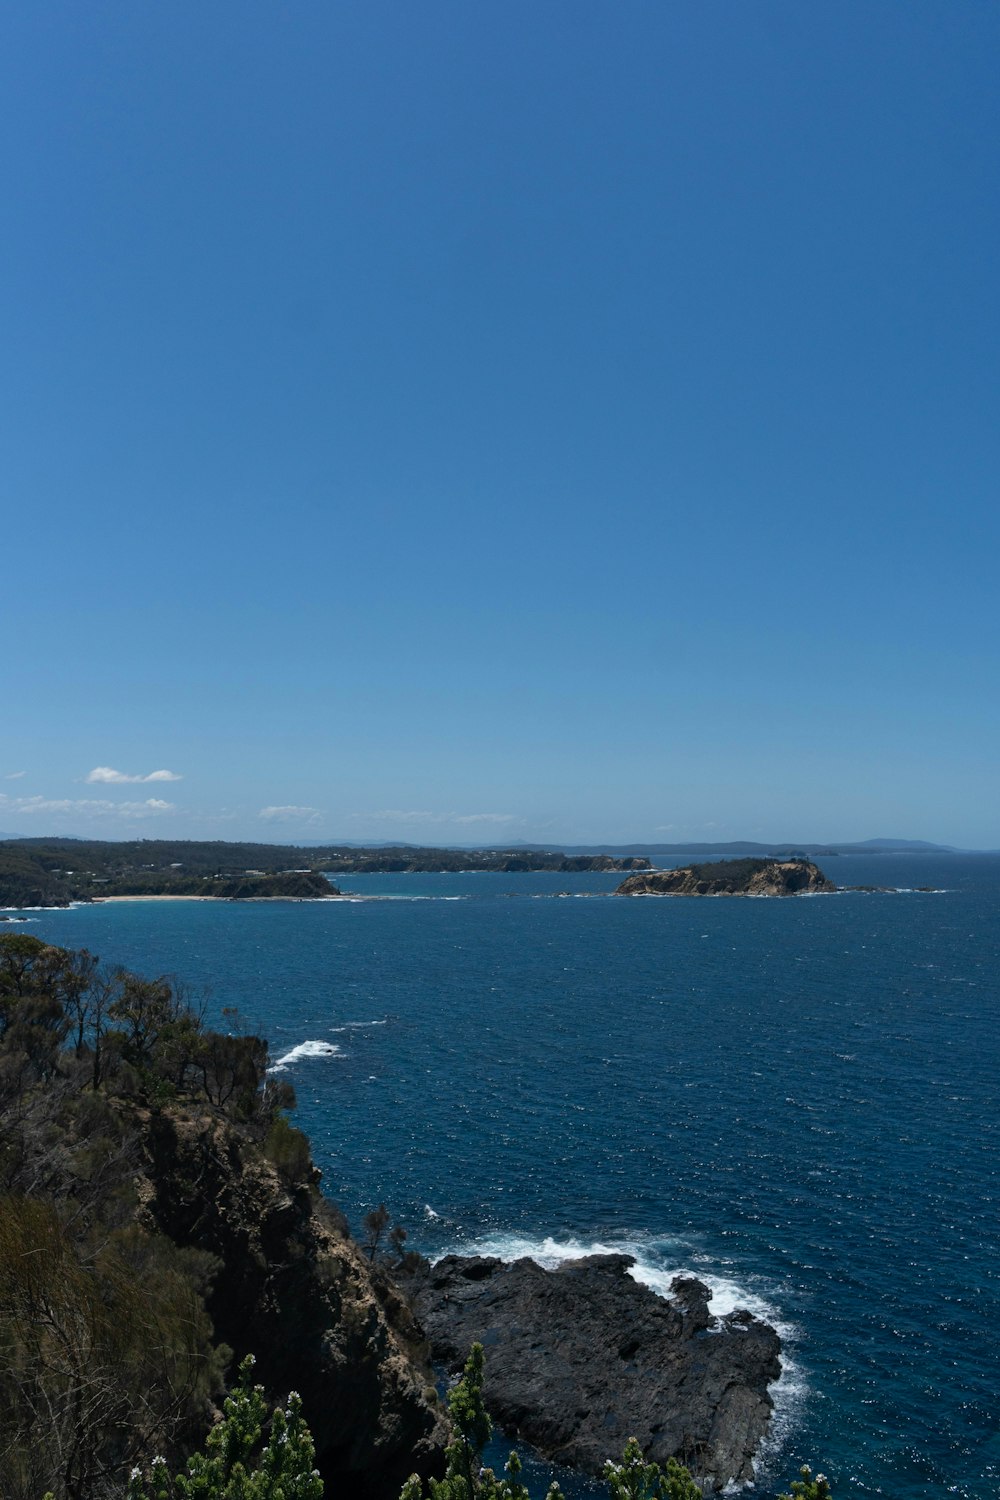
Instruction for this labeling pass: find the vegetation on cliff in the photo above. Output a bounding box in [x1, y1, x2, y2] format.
[0, 932, 444, 1500]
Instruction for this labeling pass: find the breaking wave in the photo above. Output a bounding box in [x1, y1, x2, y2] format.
[268, 1039, 342, 1071]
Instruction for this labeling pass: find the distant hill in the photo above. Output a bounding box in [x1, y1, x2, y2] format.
[848, 838, 957, 851]
[499, 838, 961, 862]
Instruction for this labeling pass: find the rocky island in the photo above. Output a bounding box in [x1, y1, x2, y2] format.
[616, 857, 836, 897]
[401, 1252, 781, 1494]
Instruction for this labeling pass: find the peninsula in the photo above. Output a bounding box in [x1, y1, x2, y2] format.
[0, 839, 650, 909]
[615, 857, 836, 896]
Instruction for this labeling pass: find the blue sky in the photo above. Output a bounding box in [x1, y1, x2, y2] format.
[2, 2, 998, 848]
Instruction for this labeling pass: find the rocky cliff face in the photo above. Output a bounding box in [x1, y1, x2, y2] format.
[616, 858, 835, 897]
[402, 1253, 781, 1494]
[137, 1110, 448, 1500]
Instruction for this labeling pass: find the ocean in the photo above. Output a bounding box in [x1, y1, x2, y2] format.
[19, 853, 1000, 1499]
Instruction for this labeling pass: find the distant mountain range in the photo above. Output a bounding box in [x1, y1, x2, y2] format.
[0, 834, 975, 855]
[251, 835, 966, 855]
[498, 837, 964, 859]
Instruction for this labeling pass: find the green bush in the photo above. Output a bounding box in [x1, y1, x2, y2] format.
[264, 1113, 313, 1184]
[777, 1467, 833, 1500]
[126, 1355, 323, 1500]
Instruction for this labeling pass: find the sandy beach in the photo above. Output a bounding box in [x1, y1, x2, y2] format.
[94, 893, 353, 903]
[95, 894, 216, 902]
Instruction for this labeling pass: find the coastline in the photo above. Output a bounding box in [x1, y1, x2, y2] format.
[95, 893, 351, 903]
[97, 894, 216, 902]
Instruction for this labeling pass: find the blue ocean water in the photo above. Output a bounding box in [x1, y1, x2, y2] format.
[20, 855, 1000, 1499]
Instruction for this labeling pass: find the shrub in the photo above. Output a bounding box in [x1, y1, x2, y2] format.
[264, 1114, 313, 1184]
[126, 1354, 323, 1500]
[777, 1467, 833, 1500]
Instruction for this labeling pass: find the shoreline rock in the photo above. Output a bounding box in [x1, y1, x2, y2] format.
[402, 1253, 781, 1493]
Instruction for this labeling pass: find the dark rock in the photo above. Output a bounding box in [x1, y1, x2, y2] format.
[402, 1253, 781, 1493]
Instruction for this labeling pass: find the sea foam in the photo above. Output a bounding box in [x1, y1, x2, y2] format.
[268, 1039, 341, 1071]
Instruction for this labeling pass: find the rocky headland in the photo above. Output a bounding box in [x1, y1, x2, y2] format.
[616, 857, 836, 897]
[140, 1109, 447, 1497]
[401, 1252, 781, 1494]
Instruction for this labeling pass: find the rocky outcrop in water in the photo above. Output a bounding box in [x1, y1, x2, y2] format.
[402, 1253, 781, 1493]
[616, 857, 835, 897]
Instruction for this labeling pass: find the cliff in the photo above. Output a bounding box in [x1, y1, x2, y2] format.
[138, 1109, 447, 1498]
[402, 1253, 781, 1493]
[616, 857, 835, 897]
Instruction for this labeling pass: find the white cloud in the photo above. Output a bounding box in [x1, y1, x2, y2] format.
[3, 795, 174, 819]
[86, 766, 182, 784]
[258, 805, 324, 825]
[3, 771, 26, 780]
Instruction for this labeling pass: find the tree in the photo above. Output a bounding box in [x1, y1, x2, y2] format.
[399, 1343, 565, 1500]
[125, 1355, 323, 1500]
[777, 1467, 832, 1500]
[603, 1439, 702, 1500]
[0, 935, 75, 1075]
[362, 1203, 390, 1262]
[108, 971, 181, 1068]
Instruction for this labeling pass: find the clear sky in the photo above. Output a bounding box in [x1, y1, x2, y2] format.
[2, 2, 998, 848]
